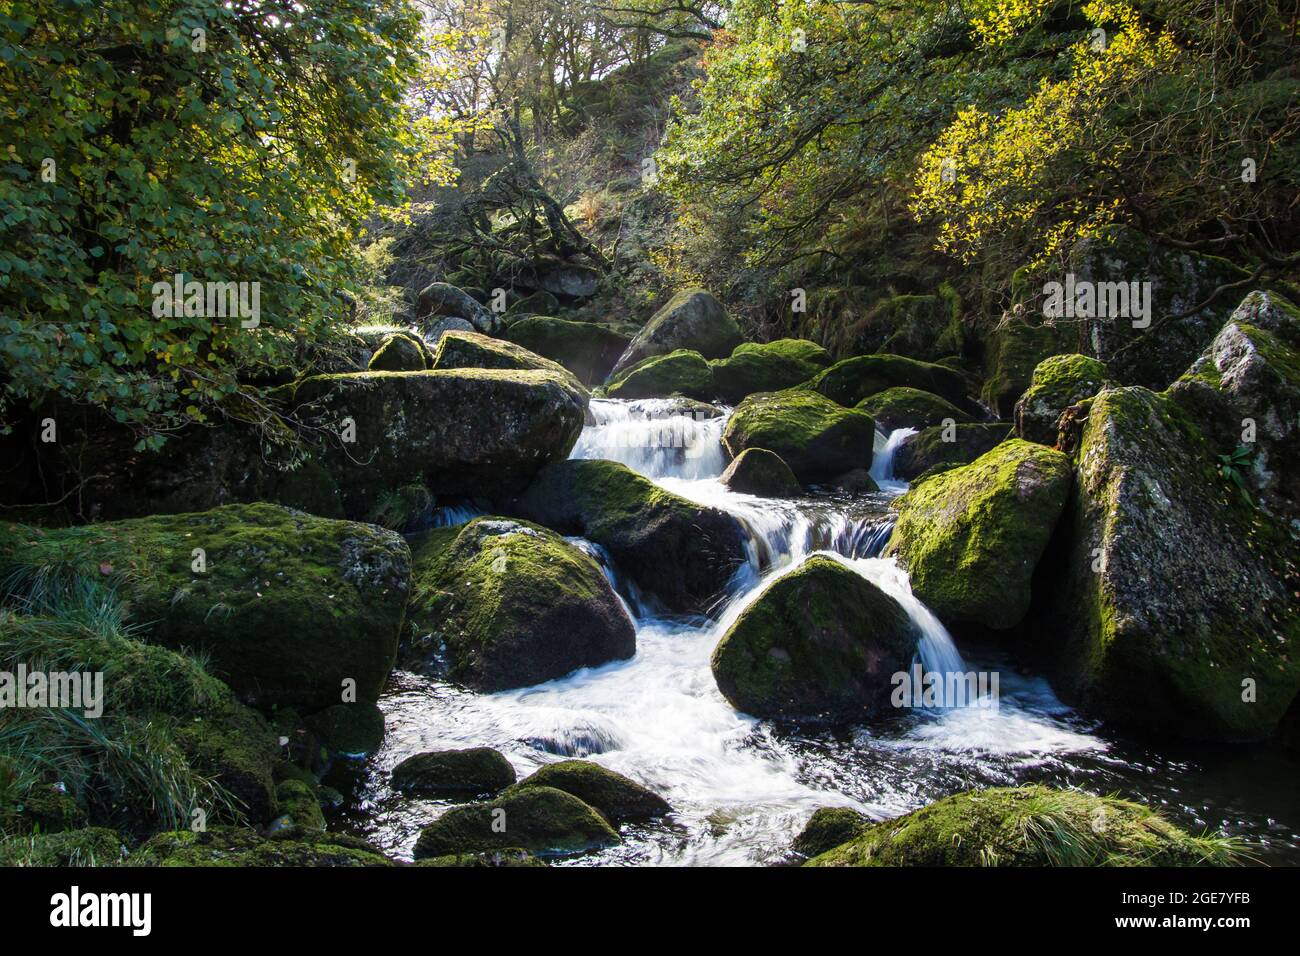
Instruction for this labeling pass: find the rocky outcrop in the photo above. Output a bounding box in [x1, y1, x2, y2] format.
[722, 389, 877, 484]
[403, 517, 635, 691]
[710, 556, 920, 720]
[610, 288, 743, 377]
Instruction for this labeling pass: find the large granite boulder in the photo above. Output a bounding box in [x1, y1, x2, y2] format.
[723, 389, 877, 484]
[610, 288, 743, 377]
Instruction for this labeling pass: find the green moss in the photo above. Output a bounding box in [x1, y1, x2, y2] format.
[368, 332, 427, 372]
[893, 423, 1012, 482]
[0, 827, 128, 866]
[391, 748, 517, 796]
[1015, 354, 1111, 445]
[128, 826, 394, 866]
[504, 316, 629, 386]
[980, 318, 1076, 418]
[605, 349, 714, 399]
[720, 447, 802, 497]
[791, 807, 871, 858]
[708, 339, 831, 403]
[432, 330, 584, 395]
[854, 386, 971, 432]
[506, 760, 671, 824]
[887, 439, 1072, 629]
[412, 786, 619, 859]
[807, 354, 971, 407]
[723, 389, 877, 483]
[412, 848, 546, 867]
[273, 779, 326, 832]
[806, 786, 1239, 867]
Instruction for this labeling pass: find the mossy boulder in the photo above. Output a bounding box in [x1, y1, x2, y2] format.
[720, 448, 801, 497]
[415, 281, 502, 335]
[413, 848, 545, 867]
[305, 703, 386, 758]
[128, 826, 394, 866]
[855, 387, 972, 433]
[710, 556, 920, 720]
[505, 316, 630, 386]
[791, 807, 871, 858]
[807, 354, 971, 408]
[886, 439, 1072, 630]
[708, 339, 832, 403]
[893, 423, 1012, 482]
[288, 368, 587, 506]
[391, 748, 517, 797]
[507, 760, 671, 824]
[412, 786, 619, 859]
[1014, 354, 1111, 445]
[404, 517, 635, 690]
[0, 504, 409, 713]
[610, 288, 743, 377]
[272, 779, 326, 833]
[431, 330, 584, 394]
[367, 332, 428, 372]
[1036, 386, 1300, 741]
[723, 389, 877, 484]
[0, 827, 128, 867]
[515, 459, 748, 615]
[806, 786, 1237, 867]
[605, 349, 714, 400]
[980, 316, 1077, 418]
[0, 780, 85, 836]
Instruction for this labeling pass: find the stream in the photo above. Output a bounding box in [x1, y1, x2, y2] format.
[333, 398, 1300, 865]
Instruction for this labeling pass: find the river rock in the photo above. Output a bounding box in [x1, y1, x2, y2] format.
[507, 760, 671, 823]
[505, 316, 630, 385]
[710, 555, 920, 720]
[0, 504, 409, 714]
[1014, 354, 1111, 445]
[415, 281, 502, 335]
[1037, 385, 1300, 741]
[720, 448, 802, 497]
[605, 349, 714, 400]
[610, 288, 743, 377]
[128, 826, 395, 866]
[391, 748, 518, 796]
[886, 439, 1071, 630]
[807, 354, 972, 408]
[723, 389, 877, 484]
[855, 386, 972, 432]
[367, 332, 428, 372]
[792, 807, 872, 858]
[708, 339, 831, 403]
[412, 786, 619, 858]
[515, 459, 748, 615]
[806, 786, 1237, 867]
[404, 517, 635, 690]
[431, 329, 584, 393]
[893, 423, 1012, 482]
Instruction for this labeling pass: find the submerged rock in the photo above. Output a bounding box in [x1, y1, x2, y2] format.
[391, 748, 517, 796]
[0, 504, 410, 714]
[412, 786, 619, 858]
[806, 354, 972, 408]
[887, 439, 1071, 630]
[723, 389, 877, 484]
[806, 786, 1237, 867]
[720, 448, 802, 497]
[605, 349, 714, 400]
[855, 386, 971, 433]
[892, 422, 1012, 482]
[505, 316, 630, 385]
[1014, 354, 1111, 445]
[610, 288, 743, 377]
[791, 807, 872, 858]
[515, 459, 747, 615]
[710, 556, 920, 720]
[507, 760, 671, 824]
[709, 339, 831, 404]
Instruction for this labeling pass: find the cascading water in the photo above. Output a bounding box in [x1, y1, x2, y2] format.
[342, 397, 1295, 865]
[869, 426, 918, 494]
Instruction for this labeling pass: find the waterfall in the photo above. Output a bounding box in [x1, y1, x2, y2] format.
[571, 398, 730, 480]
[869, 426, 918, 494]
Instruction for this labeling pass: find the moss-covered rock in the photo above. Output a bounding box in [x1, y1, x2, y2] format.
[791, 807, 871, 858]
[391, 748, 517, 797]
[288, 368, 588, 506]
[709, 339, 831, 403]
[855, 387, 972, 433]
[893, 423, 1012, 482]
[1036, 386, 1300, 741]
[507, 760, 671, 824]
[413, 848, 545, 867]
[610, 288, 743, 377]
[1014, 354, 1111, 445]
[272, 779, 326, 833]
[431, 330, 584, 394]
[806, 786, 1237, 867]
[0, 827, 128, 867]
[887, 439, 1071, 630]
[0, 780, 85, 836]
[807, 354, 972, 408]
[505, 316, 630, 386]
[304, 703, 386, 758]
[415, 281, 502, 335]
[720, 448, 802, 497]
[0, 504, 409, 713]
[979, 316, 1077, 418]
[723, 390, 876, 484]
[412, 786, 619, 859]
[605, 349, 714, 400]
[368, 332, 428, 372]
[404, 517, 635, 690]
[710, 556, 920, 720]
[128, 826, 394, 866]
[515, 459, 748, 615]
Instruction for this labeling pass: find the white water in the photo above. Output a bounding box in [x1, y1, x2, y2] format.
[362, 399, 1109, 865]
[870, 425, 918, 494]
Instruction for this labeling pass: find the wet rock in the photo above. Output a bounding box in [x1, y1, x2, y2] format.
[412, 786, 619, 858]
[855, 386, 971, 433]
[710, 555, 920, 720]
[391, 748, 518, 797]
[605, 349, 714, 400]
[893, 423, 1012, 482]
[1014, 354, 1111, 445]
[720, 448, 802, 497]
[507, 760, 671, 824]
[792, 807, 872, 858]
[610, 288, 743, 377]
[709, 339, 832, 404]
[723, 389, 877, 484]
